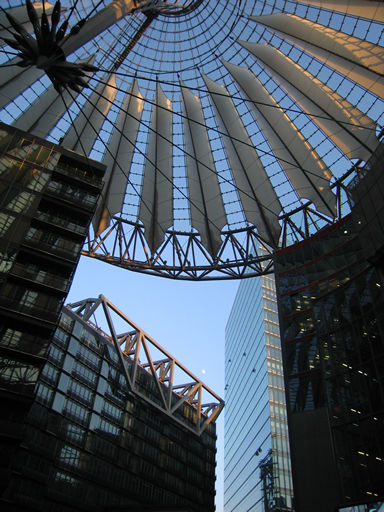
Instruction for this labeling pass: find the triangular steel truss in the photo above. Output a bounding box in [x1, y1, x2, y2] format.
[2, 1, 384, 280]
[67, 295, 224, 436]
[83, 220, 275, 280]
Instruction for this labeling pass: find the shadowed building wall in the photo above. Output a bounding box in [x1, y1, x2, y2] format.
[0, 123, 105, 503]
[1, 305, 218, 512]
[275, 146, 384, 512]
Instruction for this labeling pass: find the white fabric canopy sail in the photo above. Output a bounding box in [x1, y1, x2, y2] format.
[93, 79, 144, 236]
[251, 14, 384, 97]
[1, 0, 383, 278]
[238, 42, 379, 161]
[223, 59, 336, 217]
[139, 83, 173, 253]
[181, 84, 227, 257]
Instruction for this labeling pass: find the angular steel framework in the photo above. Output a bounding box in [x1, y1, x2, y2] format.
[68, 295, 225, 435]
[1, 0, 384, 279]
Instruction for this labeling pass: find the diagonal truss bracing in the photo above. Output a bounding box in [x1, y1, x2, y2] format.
[67, 295, 224, 435]
[2, 0, 384, 280]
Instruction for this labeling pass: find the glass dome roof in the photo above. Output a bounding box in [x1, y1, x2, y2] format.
[1, 0, 383, 279]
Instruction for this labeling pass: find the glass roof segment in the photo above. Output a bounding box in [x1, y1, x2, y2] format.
[1, 0, 383, 279]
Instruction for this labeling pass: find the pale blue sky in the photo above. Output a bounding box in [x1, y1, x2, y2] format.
[67, 255, 240, 511]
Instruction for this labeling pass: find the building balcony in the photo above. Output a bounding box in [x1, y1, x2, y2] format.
[34, 211, 87, 236]
[0, 295, 60, 323]
[8, 262, 70, 293]
[53, 163, 103, 188]
[24, 230, 82, 262]
[0, 329, 49, 358]
[45, 181, 98, 211]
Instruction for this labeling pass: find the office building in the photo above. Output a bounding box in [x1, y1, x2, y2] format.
[0, 122, 105, 500]
[224, 273, 293, 511]
[274, 147, 384, 511]
[1, 295, 222, 511]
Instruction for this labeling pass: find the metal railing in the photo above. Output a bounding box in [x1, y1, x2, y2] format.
[34, 211, 87, 235]
[24, 232, 81, 261]
[53, 163, 102, 187]
[45, 181, 98, 210]
[9, 262, 70, 292]
[0, 295, 60, 322]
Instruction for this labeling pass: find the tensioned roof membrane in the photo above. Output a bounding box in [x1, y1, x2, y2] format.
[1, 0, 383, 278]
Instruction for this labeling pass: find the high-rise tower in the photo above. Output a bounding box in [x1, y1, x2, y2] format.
[0, 123, 105, 499]
[274, 146, 384, 512]
[224, 273, 293, 511]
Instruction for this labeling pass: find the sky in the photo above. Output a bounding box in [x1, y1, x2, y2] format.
[67, 255, 240, 511]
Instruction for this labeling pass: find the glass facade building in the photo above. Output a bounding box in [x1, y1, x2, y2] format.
[0, 123, 221, 511]
[0, 123, 105, 503]
[1, 304, 219, 512]
[274, 147, 384, 512]
[224, 273, 293, 511]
